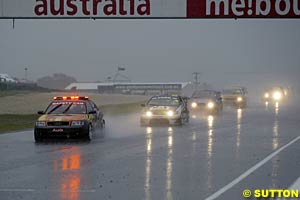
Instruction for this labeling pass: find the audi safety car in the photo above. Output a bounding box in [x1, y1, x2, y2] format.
[34, 96, 105, 142]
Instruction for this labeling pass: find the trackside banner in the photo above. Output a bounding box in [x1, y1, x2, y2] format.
[0, 0, 299, 18]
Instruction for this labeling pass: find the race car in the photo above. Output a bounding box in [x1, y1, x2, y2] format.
[263, 86, 288, 103]
[222, 86, 247, 108]
[140, 95, 189, 126]
[34, 96, 105, 142]
[189, 90, 223, 114]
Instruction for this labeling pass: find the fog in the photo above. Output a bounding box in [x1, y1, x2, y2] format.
[0, 19, 299, 92]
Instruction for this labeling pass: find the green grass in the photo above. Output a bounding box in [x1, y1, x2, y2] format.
[0, 88, 58, 97]
[0, 114, 39, 132]
[102, 102, 143, 116]
[0, 90, 29, 97]
[0, 102, 145, 133]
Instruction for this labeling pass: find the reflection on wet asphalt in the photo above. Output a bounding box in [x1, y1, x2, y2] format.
[54, 147, 82, 200]
[0, 101, 300, 200]
[144, 127, 152, 200]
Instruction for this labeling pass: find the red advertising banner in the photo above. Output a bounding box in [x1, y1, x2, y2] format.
[187, 0, 300, 18]
[0, 0, 299, 18]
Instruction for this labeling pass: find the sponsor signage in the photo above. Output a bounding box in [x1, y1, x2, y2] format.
[0, 0, 299, 18]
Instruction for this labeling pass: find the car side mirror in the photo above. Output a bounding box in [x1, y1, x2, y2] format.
[37, 111, 45, 115]
[141, 104, 146, 107]
[88, 111, 97, 114]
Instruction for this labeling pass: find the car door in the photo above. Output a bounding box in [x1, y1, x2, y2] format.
[90, 100, 103, 121]
[86, 101, 97, 126]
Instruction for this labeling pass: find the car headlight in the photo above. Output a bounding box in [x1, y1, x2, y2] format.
[35, 121, 46, 127]
[71, 121, 84, 126]
[273, 91, 282, 100]
[167, 110, 174, 117]
[145, 111, 152, 117]
[191, 102, 197, 108]
[237, 97, 243, 102]
[207, 102, 215, 109]
[264, 93, 269, 98]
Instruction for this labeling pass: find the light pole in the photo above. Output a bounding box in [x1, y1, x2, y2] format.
[192, 72, 201, 87]
[24, 67, 28, 81]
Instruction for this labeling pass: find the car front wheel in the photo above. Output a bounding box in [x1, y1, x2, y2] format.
[34, 130, 43, 142]
[84, 125, 93, 141]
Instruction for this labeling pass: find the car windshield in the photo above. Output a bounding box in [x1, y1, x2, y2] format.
[192, 91, 215, 98]
[223, 89, 243, 95]
[148, 97, 180, 106]
[46, 101, 87, 114]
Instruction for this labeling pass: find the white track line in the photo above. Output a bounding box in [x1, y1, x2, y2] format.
[205, 135, 300, 200]
[277, 177, 300, 200]
[289, 177, 300, 190]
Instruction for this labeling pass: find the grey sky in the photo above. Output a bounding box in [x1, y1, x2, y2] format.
[0, 19, 299, 90]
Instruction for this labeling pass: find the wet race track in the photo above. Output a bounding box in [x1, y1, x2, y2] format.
[0, 99, 300, 200]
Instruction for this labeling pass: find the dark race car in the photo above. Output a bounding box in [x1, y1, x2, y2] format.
[34, 96, 105, 142]
[263, 86, 288, 103]
[189, 90, 223, 114]
[140, 95, 189, 126]
[222, 86, 248, 108]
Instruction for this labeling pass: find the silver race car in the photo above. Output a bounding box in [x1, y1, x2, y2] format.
[140, 95, 189, 126]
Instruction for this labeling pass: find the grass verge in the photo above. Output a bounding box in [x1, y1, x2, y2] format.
[0, 102, 144, 133]
[0, 114, 39, 132]
[0, 90, 29, 97]
[102, 102, 143, 116]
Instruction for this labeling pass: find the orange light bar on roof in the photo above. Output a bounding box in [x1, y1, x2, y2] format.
[53, 96, 89, 100]
[71, 96, 79, 100]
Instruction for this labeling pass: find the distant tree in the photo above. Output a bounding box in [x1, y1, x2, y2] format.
[37, 73, 77, 90]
